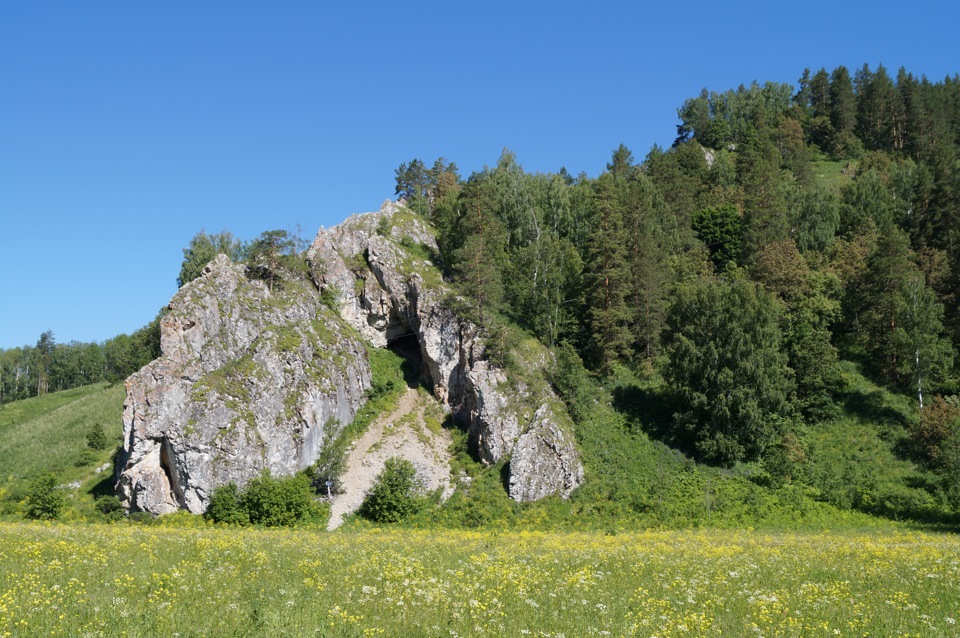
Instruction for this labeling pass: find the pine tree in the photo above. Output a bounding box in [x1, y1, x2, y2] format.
[856, 64, 905, 152]
[585, 172, 633, 374]
[453, 178, 506, 325]
[829, 65, 857, 134]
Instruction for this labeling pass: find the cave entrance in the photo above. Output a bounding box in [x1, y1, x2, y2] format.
[159, 437, 186, 509]
[386, 332, 428, 390]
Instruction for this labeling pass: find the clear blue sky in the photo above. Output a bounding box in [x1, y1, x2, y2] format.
[2, 0, 957, 349]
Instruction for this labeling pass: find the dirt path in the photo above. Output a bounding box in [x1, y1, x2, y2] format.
[327, 387, 454, 530]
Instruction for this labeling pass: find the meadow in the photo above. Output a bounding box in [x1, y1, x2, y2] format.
[1, 522, 958, 637]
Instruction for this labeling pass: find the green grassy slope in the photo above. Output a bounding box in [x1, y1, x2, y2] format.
[0, 382, 125, 517]
[804, 362, 951, 523]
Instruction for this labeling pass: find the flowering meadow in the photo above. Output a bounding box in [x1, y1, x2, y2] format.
[1, 522, 958, 637]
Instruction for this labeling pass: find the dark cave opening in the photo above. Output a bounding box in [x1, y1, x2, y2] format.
[386, 332, 429, 390]
[159, 437, 186, 509]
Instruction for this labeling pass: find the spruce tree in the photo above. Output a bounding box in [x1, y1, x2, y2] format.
[585, 172, 633, 374]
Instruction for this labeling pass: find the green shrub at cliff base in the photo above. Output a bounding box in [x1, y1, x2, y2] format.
[207, 482, 250, 525]
[360, 457, 424, 523]
[26, 473, 65, 520]
[241, 471, 323, 527]
[94, 495, 125, 522]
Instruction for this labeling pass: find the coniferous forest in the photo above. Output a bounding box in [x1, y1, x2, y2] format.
[390, 63, 960, 514]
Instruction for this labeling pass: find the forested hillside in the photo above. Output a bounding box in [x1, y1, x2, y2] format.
[0, 323, 161, 402]
[388, 63, 960, 514]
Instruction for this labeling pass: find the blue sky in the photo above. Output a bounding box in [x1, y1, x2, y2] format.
[2, 0, 958, 349]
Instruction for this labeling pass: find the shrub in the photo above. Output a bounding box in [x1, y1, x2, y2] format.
[241, 471, 320, 527]
[129, 511, 157, 525]
[549, 340, 593, 424]
[26, 473, 65, 520]
[86, 423, 110, 450]
[75, 448, 99, 467]
[95, 495, 125, 521]
[207, 483, 250, 525]
[912, 395, 960, 469]
[360, 457, 423, 523]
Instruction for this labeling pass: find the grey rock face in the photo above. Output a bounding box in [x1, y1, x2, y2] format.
[117, 255, 370, 514]
[307, 201, 584, 502]
[509, 405, 584, 500]
[119, 200, 583, 515]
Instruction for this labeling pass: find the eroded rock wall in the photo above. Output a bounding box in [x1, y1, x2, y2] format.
[307, 201, 584, 501]
[117, 255, 370, 514]
[119, 200, 583, 515]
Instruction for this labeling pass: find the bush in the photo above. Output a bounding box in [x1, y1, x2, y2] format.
[207, 483, 250, 525]
[360, 457, 423, 523]
[86, 423, 110, 450]
[241, 471, 321, 527]
[129, 511, 158, 525]
[75, 448, 99, 467]
[26, 473, 65, 520]
[205, 471, 324, 527]
[95, 495, 125, 521]
[549, 341, 593, 424]
[912, 395, 960, 469]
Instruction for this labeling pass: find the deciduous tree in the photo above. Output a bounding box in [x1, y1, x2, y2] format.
[664, 278, 794, 465]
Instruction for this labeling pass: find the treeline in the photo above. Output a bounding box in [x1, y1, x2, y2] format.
[396, 63, 960, 472]
[177, 228, 308, 291]
[0, 320, 162, 404]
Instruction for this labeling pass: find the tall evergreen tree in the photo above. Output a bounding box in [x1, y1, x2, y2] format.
[453, 175, 506, 324]
[585, 172, 633, 374]
[621, 171, 672, 360]
[856, 64, 905, 152]
[738, 126, 788, 263]
[829, 65, 857, 134]
[844, 227, 951, 393]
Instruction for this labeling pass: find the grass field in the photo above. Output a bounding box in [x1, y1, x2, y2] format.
[0, 382, 124, 517]
[1, 522, 958, 637]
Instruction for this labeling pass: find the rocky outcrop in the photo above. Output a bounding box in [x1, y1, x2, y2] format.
[117, 255, 370, 514]
[308, 201, 584, 501]
[118, 200, 583, 515]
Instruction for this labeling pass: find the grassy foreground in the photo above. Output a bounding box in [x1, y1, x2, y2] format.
[1, 523, 958, 637]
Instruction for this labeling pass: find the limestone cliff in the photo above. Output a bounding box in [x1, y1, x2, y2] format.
[306, 201, 583, 501]
[117, 201, 583, 515]
[116, 256, 370, 514]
